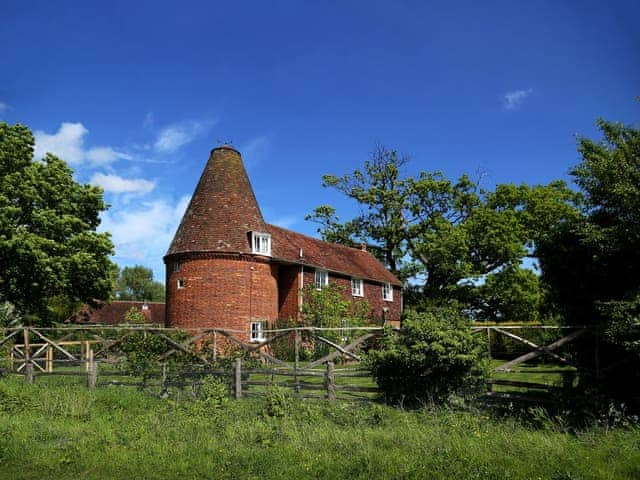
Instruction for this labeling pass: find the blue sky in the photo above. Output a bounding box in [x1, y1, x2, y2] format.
[1, 0, 638, 282]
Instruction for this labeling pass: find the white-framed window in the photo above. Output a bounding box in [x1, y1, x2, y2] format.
[251, 232, 272, 256]
[351, 278, 363, 297]
[177, 278, 185, 289]
[382, 282, 393, 301]
[250, 321, 267, 342]
[315, 269, 328, 290]
[173, 262, 181, 273]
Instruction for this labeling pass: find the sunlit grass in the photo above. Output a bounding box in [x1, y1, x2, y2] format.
[0, 376, 638, 479]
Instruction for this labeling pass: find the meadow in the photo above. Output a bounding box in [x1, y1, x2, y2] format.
[0, 376, 638, 480]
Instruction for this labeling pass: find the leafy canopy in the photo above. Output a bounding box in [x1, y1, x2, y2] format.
[308, 145, 578, 314]
[115, 265, 165, 302]
[0, 122, 116, 323]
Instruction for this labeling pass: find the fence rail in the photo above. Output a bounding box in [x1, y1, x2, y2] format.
[0, 324, 597, 405]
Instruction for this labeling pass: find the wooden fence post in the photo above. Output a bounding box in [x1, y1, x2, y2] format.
[294, 329, 301, 393]
[87, 357, 97, 389]
[212, 332, 217, 362]
[23, 327, 33, 384]
[161, 362, 168, 396]
[234, 357, 242, 399]
[46, 346, 53, 373]
[487, 327, 492, 359]
[326, 361, 335, 403]
[25, 362, 34, 384]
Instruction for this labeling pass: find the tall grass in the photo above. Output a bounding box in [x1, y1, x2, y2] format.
[0, 377, 638, 479]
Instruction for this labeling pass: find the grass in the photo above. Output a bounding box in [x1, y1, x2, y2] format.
[1, 376, 639, 479]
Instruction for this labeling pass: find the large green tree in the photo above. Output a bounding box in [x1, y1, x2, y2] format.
[538, 118, 640, 405]
[308, 146, 578, 312]
[114, 265, 165, 302]
[0, 123, 116, 323]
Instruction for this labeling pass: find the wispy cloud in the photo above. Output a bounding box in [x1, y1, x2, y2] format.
[154, 119, 215, 153]
[34, 122, 131, 165]
[502, 88, 533, 110]
[87, 147, 133, 165]
[269, 215, 297, 229]
[240, 135, 270, 170]
[99, 196, 190, 279]
[142, 111, 154, 129]
[0, 101, 10, 115]
[90, 173, 155, 195]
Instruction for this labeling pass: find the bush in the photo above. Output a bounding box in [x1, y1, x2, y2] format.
[366, 309, 488, 406]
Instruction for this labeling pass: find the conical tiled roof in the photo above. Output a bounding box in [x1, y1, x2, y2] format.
[166, 145, 267, 255]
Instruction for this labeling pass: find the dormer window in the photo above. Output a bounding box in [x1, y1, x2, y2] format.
[251, 232, 271, 256]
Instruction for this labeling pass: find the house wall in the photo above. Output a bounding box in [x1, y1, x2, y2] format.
[165, 253, 279, 341]
[301, 270, 401, 325]
[277, 265, 300, 321]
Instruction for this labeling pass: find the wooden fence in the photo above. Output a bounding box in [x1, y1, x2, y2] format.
[472, 324, 589, 404]
[0, 325, 384, 402]
[0, 324, 596, 404]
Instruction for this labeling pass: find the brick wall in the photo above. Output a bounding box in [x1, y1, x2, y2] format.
[165, 253, 278, 342]
[301, 268, 401, 324]
[277, 265, 301, 321]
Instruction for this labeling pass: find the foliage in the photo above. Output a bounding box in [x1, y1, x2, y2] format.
[538, 117, 640, 407]
[2, 378, 640, 479]
[0, 301, 20, 327]
[196, 375, 230, 409]
[366, 309, 488, 406]
[262, 386, 294, 418]
[0, 122, 116, 324]
[308, 144, 578, 313]
[300, 282, 373, 358]
[268, 317, 298, 361]
[123, 306, 145, 324]
[470, 265, 543, 322]
[114, 265, 165, 302]
[117, 326, 190, 381]
[307, 146, 412, 279]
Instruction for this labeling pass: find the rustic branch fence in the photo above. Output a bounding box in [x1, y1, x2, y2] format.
[0, 324, 597, 405]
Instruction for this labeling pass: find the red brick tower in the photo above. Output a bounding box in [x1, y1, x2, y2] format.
[164, 146, 278, 331]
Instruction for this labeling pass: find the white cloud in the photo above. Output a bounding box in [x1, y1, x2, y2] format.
[503, 88, 533, 110]
[154, 120, 213, 153]
[34, 122, 131, 165]
[100, 196, 191, 280]
[0, 102, 10, 115]
[90, 173, 155, 195]
[34, 122, 88, 163]
[86, 147, 132, 166]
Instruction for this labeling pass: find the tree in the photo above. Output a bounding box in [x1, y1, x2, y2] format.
[114, 265, 165, 301]
[470, 265, 543, 323]
[307, 146, 412, 279]
[538, 118, 640, 406]
[308, 145, 578, 310]
[0, 123, 116, 323]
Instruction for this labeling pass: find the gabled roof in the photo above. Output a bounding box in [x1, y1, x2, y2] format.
[167, 145, 267, 256]
[70, 301, 165, 325]
[267, 224, 402, 286]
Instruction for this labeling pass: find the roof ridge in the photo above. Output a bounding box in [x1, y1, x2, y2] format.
[266, 223, 373, 256]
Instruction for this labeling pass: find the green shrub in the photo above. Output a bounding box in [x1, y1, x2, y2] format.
[262, 386, 293, 418]
[198, 375, 230, 408]
[366, 309, 488, 406]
